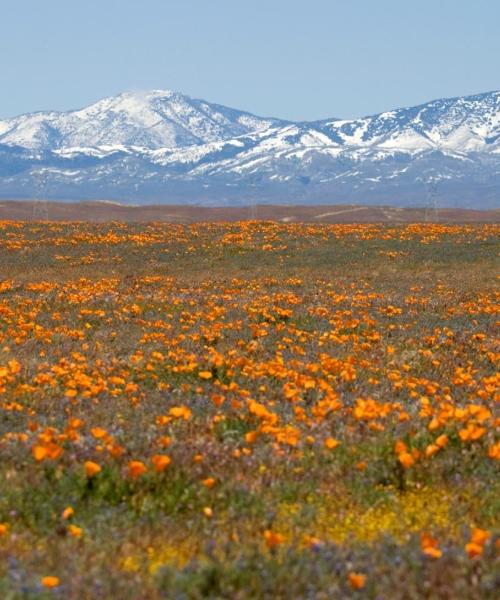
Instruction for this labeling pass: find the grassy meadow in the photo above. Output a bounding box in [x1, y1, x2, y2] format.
[0, 220, 499, 598]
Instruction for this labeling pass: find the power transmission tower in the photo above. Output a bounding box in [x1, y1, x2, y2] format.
[32, 168, 50, 221]
[424, 179, 439, 222]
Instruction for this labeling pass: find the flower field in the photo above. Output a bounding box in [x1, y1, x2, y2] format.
[0, 221, 499, 598]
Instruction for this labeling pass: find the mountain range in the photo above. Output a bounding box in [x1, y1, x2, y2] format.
[0, 89, 499, 207]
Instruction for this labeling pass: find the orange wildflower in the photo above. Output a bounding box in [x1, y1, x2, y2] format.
[421, 532, 442, 558]
[151, 454, 171, 472]
[425, 444, 439, 458]
[465, 528, 491, 559]
[394, 440, 407, 454]
[41, 577, 60, 588]
[128, 460, 147, 479]
[91, 427, 107, 439]
[84, 461, 101, 478]
[398, 452, 415, 469]
[68, 524, 83, 538]
[488, 441, 500, 460]
[459, 424, 486, 442]
[61, 507, 74, 520]
[32, 445, 48, 461]
[245, 430, 258, 444]
[303, 534, 323, 548]
[465, 542, 484, 559]
[470, 527, 491, 546]
[436, 434, 449, 448]
[263, 529, 286, 549]
[348, 572, 366, 589]
[169, 406, 192, 420]
[324, 437, 340, 450]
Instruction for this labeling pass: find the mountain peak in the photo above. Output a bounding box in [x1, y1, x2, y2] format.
[0, 89, 284, 151]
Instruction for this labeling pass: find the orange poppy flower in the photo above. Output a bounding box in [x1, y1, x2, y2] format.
[465, 542, 484, 559]
[128, 460, 147, 479]
[84, 461, 101, 478]
[32, 445, 48, 461]
[324, 437, 340, 450]
[470, 528, 491, 546]
[61, 507, 74, 520]
[348, 572, 366, 589]
[398, 452, 415, 469]
[421, 532, 442, 558]
[263, 529, 286, 549]
[151, 454, 171, 472]
[68, 524, 83, 538]
[169, 406, 192, 420]
[41, 576, 60, 588]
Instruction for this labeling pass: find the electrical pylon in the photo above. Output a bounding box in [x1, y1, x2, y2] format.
[32, 168, 49, 221]
[424, 179, 439, 222]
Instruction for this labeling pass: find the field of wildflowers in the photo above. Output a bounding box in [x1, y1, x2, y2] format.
[0, 221, 498, 598]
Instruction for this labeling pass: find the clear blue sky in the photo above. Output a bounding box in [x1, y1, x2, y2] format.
[1, 0, 499, 121]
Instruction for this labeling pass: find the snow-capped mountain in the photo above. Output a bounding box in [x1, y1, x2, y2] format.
[0, 89, 499, 208]
[0, 90, 286, 151]
[315, 91, 500, 153]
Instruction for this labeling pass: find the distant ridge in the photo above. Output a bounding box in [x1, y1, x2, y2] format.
[0, 89, 499, 208]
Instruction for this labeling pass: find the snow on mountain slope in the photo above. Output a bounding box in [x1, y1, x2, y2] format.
[0, 90, 286, 151]
[0, 89, 499, 207]
[315, 90, 500, 153]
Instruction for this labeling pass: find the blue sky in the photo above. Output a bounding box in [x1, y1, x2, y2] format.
[1, 0, 499, 121]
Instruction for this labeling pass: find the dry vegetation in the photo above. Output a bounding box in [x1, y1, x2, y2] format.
[0, 220, 499, 598]
[1, 200, 499, 223]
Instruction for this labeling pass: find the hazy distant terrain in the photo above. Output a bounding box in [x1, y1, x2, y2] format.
[0, 200, 498, 223]
[0, 89, 499, 207]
